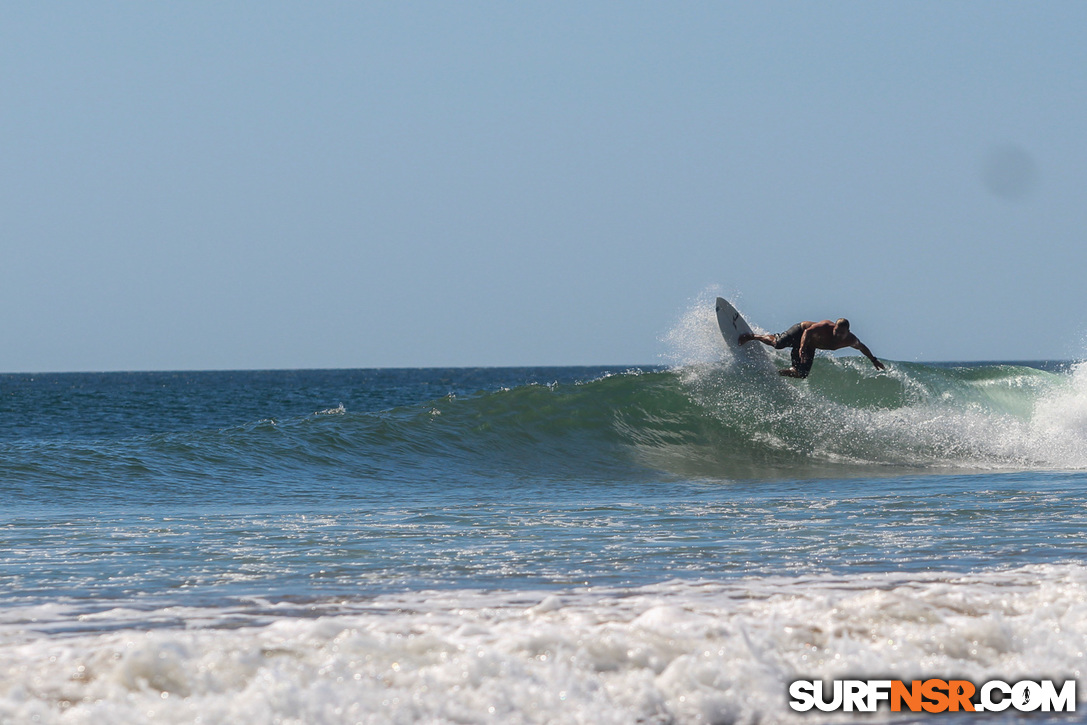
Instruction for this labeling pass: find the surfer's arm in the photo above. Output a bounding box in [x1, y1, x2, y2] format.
[852, 341, 885, 370]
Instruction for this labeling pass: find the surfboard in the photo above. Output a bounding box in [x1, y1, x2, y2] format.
[715, 297, 773, 370]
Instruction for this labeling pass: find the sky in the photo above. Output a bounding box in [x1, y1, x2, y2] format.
[1, 2, 1085, 371]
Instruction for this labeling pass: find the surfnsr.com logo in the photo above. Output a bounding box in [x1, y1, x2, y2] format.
[789, 679, 1076, 713]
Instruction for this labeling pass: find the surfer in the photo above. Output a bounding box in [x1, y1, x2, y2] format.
[738, 319, 885, 378]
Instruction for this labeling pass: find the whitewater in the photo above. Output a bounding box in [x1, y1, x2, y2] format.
[2, 302, 1087, 723]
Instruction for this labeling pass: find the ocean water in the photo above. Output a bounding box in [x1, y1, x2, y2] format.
[3, 316, 1087, 722]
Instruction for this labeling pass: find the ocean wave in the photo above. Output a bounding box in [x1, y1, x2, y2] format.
[5, 359, 1085, 499]
[331, 357, 1087, 479]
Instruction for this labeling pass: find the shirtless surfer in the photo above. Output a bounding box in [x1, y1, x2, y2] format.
[738, 318, 885, 379]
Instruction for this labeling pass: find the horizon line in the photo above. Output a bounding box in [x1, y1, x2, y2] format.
[0, 358, 1078, 376]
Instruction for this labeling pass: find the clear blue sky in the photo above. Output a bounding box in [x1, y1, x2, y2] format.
[2, 2, 1085, 371]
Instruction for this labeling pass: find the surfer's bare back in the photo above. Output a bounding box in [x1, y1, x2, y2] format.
[738, 318, 885, 379]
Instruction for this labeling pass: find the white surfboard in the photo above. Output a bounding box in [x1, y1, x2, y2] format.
[715, 297, 774, 370]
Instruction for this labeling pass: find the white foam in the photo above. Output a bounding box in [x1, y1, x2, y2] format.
[1029, 361, 1087, 467]
[2, 564, 1086, 723]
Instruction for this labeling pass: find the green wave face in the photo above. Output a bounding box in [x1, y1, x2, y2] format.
[369, 359, 1087, 481]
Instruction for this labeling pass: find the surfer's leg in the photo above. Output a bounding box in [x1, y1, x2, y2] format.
[790, 346, 803, 369]
[777, 345, 813, 378]
[793, 357, 813, 379]
[780, 346, 813, 379]
[772, 324, 804, 350]
[739, 333, 775, 346]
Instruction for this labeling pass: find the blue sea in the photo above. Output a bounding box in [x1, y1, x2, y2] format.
[3, 310, 1087, 723]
